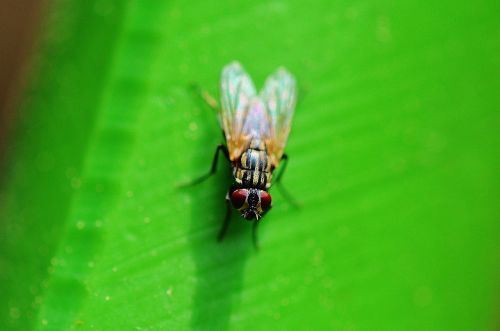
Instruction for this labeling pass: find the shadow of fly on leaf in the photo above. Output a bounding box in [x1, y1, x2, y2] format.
[178, 61, 300, 249]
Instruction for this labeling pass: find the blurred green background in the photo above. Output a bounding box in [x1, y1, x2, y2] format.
[0, 0, 499, 330]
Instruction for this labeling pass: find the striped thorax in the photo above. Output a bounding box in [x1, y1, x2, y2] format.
[233, 139, 272, 190]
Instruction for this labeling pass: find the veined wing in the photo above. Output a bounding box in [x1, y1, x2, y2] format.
[240, 98, 271, 141]
[219, 62, 257, 160]
[260, 67, 297, 168]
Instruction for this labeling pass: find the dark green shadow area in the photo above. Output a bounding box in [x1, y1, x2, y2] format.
[189, 171, 253, 331]
[187, 93, 253, 330]
[0, 1, 127, 330]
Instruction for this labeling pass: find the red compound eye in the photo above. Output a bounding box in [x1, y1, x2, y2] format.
[260, 191, 272, 210]
[231, 189, 248, 209]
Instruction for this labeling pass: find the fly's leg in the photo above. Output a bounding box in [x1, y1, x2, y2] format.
[217, 192, 232, 242]
[177, 144, 229, 188]
[274, 153, 289, 184]
[274, 154, 301, 208]
[190, 83, 219, 111]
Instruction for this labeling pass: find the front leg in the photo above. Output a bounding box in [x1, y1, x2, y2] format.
[274, 153, 289, 184]
[273, 153, 300, 208]
[178, 144, 229, 188]
[217, 192, 232, 242]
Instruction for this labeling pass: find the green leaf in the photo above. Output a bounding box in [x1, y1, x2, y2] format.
[1, 0, 498, 330]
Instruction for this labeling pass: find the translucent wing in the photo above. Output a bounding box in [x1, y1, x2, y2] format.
[260, 67, 297, 168]
[219, 62, 257, 160]
[240, 98, 271, 140]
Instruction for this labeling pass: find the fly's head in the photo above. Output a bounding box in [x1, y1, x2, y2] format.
[230, 188, 272, 220]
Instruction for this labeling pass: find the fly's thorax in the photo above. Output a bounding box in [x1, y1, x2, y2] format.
[233, 141, 272, 190]
[240, 149, 269, 172]
[233, 168, 272, 189]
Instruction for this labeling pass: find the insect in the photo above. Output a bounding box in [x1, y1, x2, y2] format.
[184, 61, 297, 246]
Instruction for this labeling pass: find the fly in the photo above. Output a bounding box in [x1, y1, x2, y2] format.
[182, 62, 297, 247]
